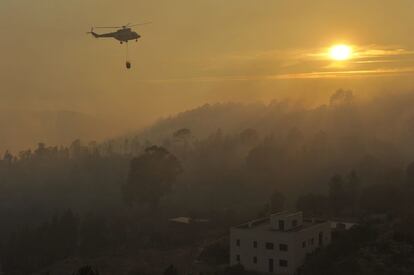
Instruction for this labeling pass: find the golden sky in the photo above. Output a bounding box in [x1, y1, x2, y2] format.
[1, 0, 414, 131]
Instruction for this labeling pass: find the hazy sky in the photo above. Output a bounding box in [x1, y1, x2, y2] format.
[1, 0, 414, 133]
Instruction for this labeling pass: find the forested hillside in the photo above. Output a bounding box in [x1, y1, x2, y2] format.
[2, 90, 414, 274]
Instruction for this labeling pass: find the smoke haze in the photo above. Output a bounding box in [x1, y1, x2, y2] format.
[1, 0, 414, 151]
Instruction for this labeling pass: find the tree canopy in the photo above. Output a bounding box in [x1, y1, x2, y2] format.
[123, 146, 182, 208]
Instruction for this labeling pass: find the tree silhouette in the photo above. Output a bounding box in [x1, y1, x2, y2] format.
[79, 216, 108, 257]
[239, 128, 259, 146]
[329, 174, 346, 216]
[296, 193, 329, 217]
[123, 146, 182, 208]
[173, 128, 192, 141]
[406, 162, 414, 187]
[2, 150, 13, 164]
[346, 170, 361, 215]
[163, 264, 178, 275]
[270, 190, 286, 213]
[73, 265, 100, 275]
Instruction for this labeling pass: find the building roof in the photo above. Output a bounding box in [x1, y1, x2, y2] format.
[233, 217, 328, 233]
[169, 217, 191, 224]
[330, 221, 357, 230]
[169, 217, 210, 224]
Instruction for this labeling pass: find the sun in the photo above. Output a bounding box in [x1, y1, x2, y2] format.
[329, 44, 353, 61]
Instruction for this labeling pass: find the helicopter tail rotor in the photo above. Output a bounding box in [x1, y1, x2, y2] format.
[87, 28, 100, 38]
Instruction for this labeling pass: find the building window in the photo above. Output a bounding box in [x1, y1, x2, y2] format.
[319, 232, 324, 246]
[278, 220, 285, 231]
[268, 259, 274, 273]
[253, 256, 258, 264]
[279, 260, 288, 267]
[302, 241, 306, 248]
[311, 238, 315, 245]
[266, 242, 274, 250]
[292, 219, 298, 227]
[253, 241, 258, 248]
[236, 239, 240, 247]
[279, 244, 288, 251]
[236, 255, 240, 262]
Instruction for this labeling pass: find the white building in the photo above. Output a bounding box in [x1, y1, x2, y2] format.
[230, 212, 331, 275]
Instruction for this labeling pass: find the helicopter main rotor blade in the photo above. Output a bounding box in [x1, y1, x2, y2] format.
[94, 26, 122, 29]
[92, 22, 152, 29]
[127, 22, 152, 27]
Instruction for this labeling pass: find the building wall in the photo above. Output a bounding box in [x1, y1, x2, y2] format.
[270, 212, 303, 231]
[290, 222, 332, 270]
[230, 221, 331, 275]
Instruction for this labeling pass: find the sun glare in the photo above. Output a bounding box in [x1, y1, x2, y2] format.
[330, 44, 353, 61]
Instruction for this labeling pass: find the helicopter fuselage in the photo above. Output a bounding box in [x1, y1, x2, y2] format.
[91, 28, 141, 43]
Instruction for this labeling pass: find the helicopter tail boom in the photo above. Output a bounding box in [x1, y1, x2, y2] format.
[90, 31, 100, 38]
[87, 28, 103, 38]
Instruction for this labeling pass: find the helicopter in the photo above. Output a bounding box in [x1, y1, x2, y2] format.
[88, 22, 151, 69]
[87, 22, 150, 44]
